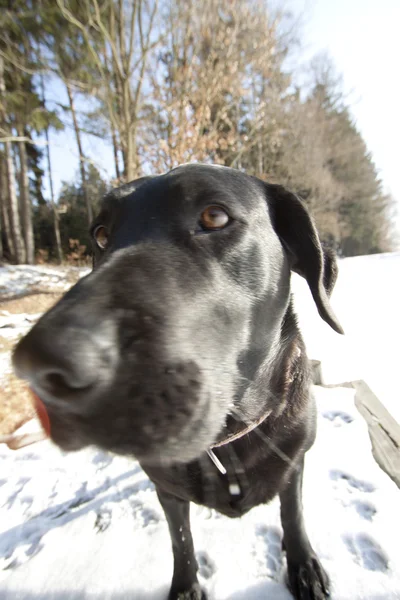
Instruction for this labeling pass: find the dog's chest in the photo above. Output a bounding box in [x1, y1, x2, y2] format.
[143, 445, 286, 518]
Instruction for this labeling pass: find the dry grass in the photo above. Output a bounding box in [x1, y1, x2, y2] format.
[0, 372, 35, 436]
[0, 293, 65, 436]
[0, 267, 85, 436]
[0, 335, 18, 353]
[0, 292, 62, 315]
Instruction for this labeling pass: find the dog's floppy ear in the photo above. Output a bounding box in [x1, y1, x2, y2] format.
[322, 246, 339, 297]
[266, 183, 344, 334]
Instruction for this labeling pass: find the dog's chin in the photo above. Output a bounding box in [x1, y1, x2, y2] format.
[51, 433, 213, 466]
[47, 423, 88, 452]
[108, 423, 221, 466]
[47, 412, 224, 466]
[134, 438, 212, 467]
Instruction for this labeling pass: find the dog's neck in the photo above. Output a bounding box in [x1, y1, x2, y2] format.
[206, 405, 271, 478]
[206, 320, 303, 481]
[210, 408, 271, 449]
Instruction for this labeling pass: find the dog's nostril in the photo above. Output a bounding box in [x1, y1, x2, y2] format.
[13, 331, 110, 399]
[46, 372, 68, 389]
[44, 371, 85, 393]
[32, 365, 95, 398]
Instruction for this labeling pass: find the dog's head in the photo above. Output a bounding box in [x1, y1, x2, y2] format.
[13, 165, 342, 465]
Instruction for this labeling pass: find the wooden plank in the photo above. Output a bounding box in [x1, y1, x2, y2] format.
[319, 378, 400, 489]
[352, 380, 400, 446]
[310, 360, 323, 385]
[352, 380, 400, 489]
[313, 375, 400, 488]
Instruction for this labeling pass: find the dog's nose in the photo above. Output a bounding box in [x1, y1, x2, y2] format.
[13, 321, 116, 400]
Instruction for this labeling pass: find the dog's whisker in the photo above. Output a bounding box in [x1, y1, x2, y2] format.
[230, 409, 299, 471]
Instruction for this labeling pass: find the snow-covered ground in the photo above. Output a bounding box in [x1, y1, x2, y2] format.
[0, 265, 90, 385]
[0, 264, 90, 300]
[0, 254, 399, 599]
[1, 387, 399, 599]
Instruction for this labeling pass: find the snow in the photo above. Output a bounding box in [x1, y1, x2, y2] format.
[0, 265, 90, 299]
[0, 253, 399, 599]
[0, 312, 43, 340]
[0, 354, 12, 386]
[1, 387, 399, 599]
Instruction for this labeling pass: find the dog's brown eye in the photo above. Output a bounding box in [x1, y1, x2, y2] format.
[93, 225, 108, 249]
[199, 206, 230, 231]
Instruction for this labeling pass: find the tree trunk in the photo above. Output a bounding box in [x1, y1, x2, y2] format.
[39, 73, 63, 263]
[257, 138, 263, 177]
[111, 125, 121, 183]
[123, 128, 137, 181]
[0, 155, 4, 260]
[0, 154, 4, 263]
[0, 193, 2, 261]
[18, 127, 35, 264]
[44, 126, 63, 264]
[0, 58, 21, 262]
[66, 82, 92, 223]
[125, 132, 135, 181]
[5, 140, 26, 263]
[0, 152, 15, 260]
[122, 75, 135, 181]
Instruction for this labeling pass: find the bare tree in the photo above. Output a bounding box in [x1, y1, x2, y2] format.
[0, 151, 15, 261]
[39, 74, 64, 263]
[0, 55, 26, 263]
[65, 82, 92, 222]
[0, 156, 2, 260]
[145, 0, 285, 172]
[0, 153, 7, 260]
[4, 140, 26, 263]
[0, 163, 15, 260]
[17, 125, 35, 263]
[56, 0, 161, 182]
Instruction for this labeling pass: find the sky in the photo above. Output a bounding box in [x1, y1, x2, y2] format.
[286, 0, 400, 231]
[44, 0, 400, 233]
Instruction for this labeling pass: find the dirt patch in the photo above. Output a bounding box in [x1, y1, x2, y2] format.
[0, 268, 85, 437]
[0, 371, 35, 436]
[0, 292, 62, 315]
[0, 295, 63, 436]
[0, 265, 87, 301]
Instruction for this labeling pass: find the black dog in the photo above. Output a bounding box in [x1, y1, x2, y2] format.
[13, 164, 343, 600]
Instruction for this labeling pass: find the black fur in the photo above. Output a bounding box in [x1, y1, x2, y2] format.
[13, 164, 342, 599]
